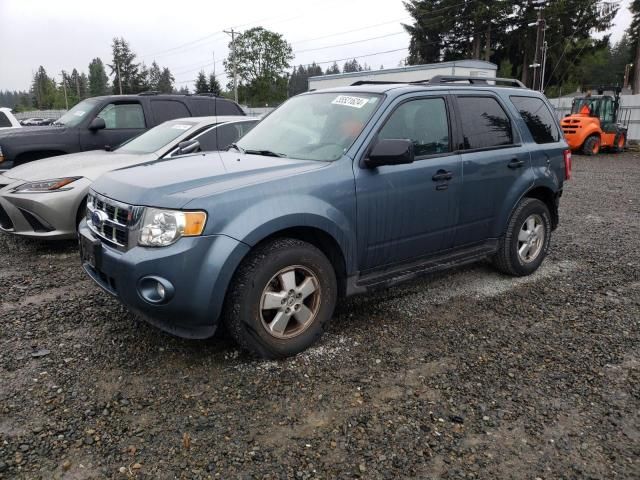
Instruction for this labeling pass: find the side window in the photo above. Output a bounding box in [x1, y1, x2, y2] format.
[97, 103, 145, 129]
[0, 112, 11, 128]
[238, 121, 257, 136]
[457, 96, 513, 150]
[510, 96, 561, 144]
[378, 98, 450, 156]
[601, 98, 614, 125]
[151, 100, 191, 123]
[197, 123, 243, 151]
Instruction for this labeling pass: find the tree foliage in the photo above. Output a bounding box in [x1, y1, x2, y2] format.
[88, 58, 109, 96]
[195, 70, 209, 94]
[403, 0, 619, 91]
[224, 27, 293, 105]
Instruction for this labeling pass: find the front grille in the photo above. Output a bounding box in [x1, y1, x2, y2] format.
[86, 192, 136, 250]
[0, 203, 14, 230]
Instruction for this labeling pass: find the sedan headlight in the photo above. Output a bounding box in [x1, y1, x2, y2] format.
[12, 177, 81, 193]
[139, 208, 207, 247]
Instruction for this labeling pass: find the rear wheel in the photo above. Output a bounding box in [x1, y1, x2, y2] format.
[614, 133, 626, 153]
[222, 238, 337, 359]
[493, 198, 552, 277]
[582, 135, 600, 156]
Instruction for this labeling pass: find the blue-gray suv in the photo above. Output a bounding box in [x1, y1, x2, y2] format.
[78, 76, 571, 358]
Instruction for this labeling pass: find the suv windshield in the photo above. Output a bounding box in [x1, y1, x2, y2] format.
[54, 99, 99, 127]
[236, 92, 382, 161]
[116, 120, 199, 154]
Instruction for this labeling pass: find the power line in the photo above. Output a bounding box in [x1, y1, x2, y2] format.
[295, 31, 406, 55]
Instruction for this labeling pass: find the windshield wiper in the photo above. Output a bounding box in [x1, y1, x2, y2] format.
[227, 143, 245, 153]
[244, 149, 287, 158]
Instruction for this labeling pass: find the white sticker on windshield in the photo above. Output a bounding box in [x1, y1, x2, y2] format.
[171, 124, 192, 130]
[332, 95, 370, 109]
[74, 110, 85, 117]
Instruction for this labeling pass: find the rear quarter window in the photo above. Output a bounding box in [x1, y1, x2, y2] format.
[0, 112, 12, 127]
[151, 100, 191, 123]
[456, 96, 514, 150]
[188, 97, 244, 116]
[510, 96, 561, 144]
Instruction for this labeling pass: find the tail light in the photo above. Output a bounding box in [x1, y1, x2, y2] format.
[563, 149, 572, 180]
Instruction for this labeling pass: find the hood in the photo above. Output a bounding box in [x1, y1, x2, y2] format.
[0, 125, 65, 139]
[92, 151, 328, 208]
[2, 150, 157, 182]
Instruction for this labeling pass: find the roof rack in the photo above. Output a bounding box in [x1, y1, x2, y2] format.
[138, 91, 161, 96]
[350, 80, 408, 86]
[194, 93, 220, 97]
[425, 76, 526, 88]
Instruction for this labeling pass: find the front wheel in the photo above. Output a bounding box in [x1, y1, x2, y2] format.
[222, 238, 337, 359]
[493, 198, 552, 277]
[582, 135, 600, 156]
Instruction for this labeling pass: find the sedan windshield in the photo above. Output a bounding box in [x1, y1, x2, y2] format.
[236, 92, 382, 161]
[54, 99, 99, 127]
[116, 120, 198, 154]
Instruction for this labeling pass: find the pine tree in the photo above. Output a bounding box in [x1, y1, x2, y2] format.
[158, 68, 175, 93]
[31, 66, 57, 109]
[342, 59, 363, 73]
[148, 61, 162, 91]
[108, 37, 142, 94]
[326, 62, 340, 75]
[208, 73, 222, 95]
[194, 71, 208, 94]
[88, 58, 109, 96]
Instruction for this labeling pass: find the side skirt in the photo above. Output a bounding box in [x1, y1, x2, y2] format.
[346, 240, 498, 296]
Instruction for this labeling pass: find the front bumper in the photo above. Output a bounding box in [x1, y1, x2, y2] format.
[0, 177, 91, 240]
[78, 221, 250, 339]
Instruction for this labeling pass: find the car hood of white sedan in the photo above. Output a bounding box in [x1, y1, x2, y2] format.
[1, 150, 159, 183]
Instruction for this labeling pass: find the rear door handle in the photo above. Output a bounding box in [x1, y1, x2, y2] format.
[432, 170, 453, 182]
[508, 158, 525, 169]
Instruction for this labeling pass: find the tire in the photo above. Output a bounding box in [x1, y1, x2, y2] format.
[493, 198, 552, 277]
[222, 238, 337, 359]
[614, 133, 626, 153]
[582, 135, 600, 156]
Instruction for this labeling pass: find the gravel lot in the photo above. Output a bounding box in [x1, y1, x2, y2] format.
[1, 152, 639, 479]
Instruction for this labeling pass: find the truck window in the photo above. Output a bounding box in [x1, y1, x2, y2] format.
[378, 98, 450, 157]
[197, 123, 244, 151]
[97, 103, 146, 129]
[510, 96, 560, 144]
[150, 100, 191, 123]
[0, 112, 11, 128]
[457, 96, 513, 150]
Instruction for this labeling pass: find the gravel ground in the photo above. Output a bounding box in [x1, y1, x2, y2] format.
[0, 152, 638, 480]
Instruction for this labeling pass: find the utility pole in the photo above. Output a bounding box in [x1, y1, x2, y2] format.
[540, 40, 548, 93]
[116, 61, 123, 95]
[533, 10, 544, 90]
[224, 28, 239, 104]
[60, 71, 68, 110]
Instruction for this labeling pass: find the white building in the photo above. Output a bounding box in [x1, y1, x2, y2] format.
[308, 60, 497, 90]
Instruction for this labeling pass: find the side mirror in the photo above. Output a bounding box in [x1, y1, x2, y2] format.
[174, 139, 200, 156]
[89, 117, 106, 131]
[364, 138, 415, 168]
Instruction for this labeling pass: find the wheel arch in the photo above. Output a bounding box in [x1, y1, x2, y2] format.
[523, 185, 559, 230]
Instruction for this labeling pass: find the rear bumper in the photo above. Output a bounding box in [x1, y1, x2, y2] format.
[78, 221, 250, 339]
[0, 178, 90, 239]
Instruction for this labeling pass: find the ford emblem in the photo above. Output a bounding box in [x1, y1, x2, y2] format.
[91, 210, 109, 228]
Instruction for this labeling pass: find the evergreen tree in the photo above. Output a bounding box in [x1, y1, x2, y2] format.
[342, 59, 363, 73]
[31, 66, 57, 109]
[158, 68, 175, 93]
[208, 73, 222, 95]
[108, 37, 142, 94]
[88, 58, 109, 96]
[194, 71, 209, 94]
[148, 61, 162, 91]
[325, 62, 340, 75]
[177, 85, 190, 95]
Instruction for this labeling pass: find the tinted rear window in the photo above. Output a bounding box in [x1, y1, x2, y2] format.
[457, 96, 514, 150]
[510, 96, 561, 144]
[188, 97, 245, 116]
[0, 112, 11, 127]
[151, 100, 191, 123]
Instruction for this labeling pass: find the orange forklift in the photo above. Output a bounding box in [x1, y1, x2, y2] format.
[560, 85, 630, 155]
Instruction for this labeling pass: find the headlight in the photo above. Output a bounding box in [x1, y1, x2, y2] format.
[12, 177, 81, 193]
[139, 208, 207, 247]
[0, 146, 5, 164]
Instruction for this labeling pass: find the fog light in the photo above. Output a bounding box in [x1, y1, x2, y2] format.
[138, 276, 174, 304]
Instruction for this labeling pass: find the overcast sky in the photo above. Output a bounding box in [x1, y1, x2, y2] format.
[0, 0, 632, 92]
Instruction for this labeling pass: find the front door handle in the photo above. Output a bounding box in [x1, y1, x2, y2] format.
[432, 170, 453, 182]
[508, 158, 525, 169]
